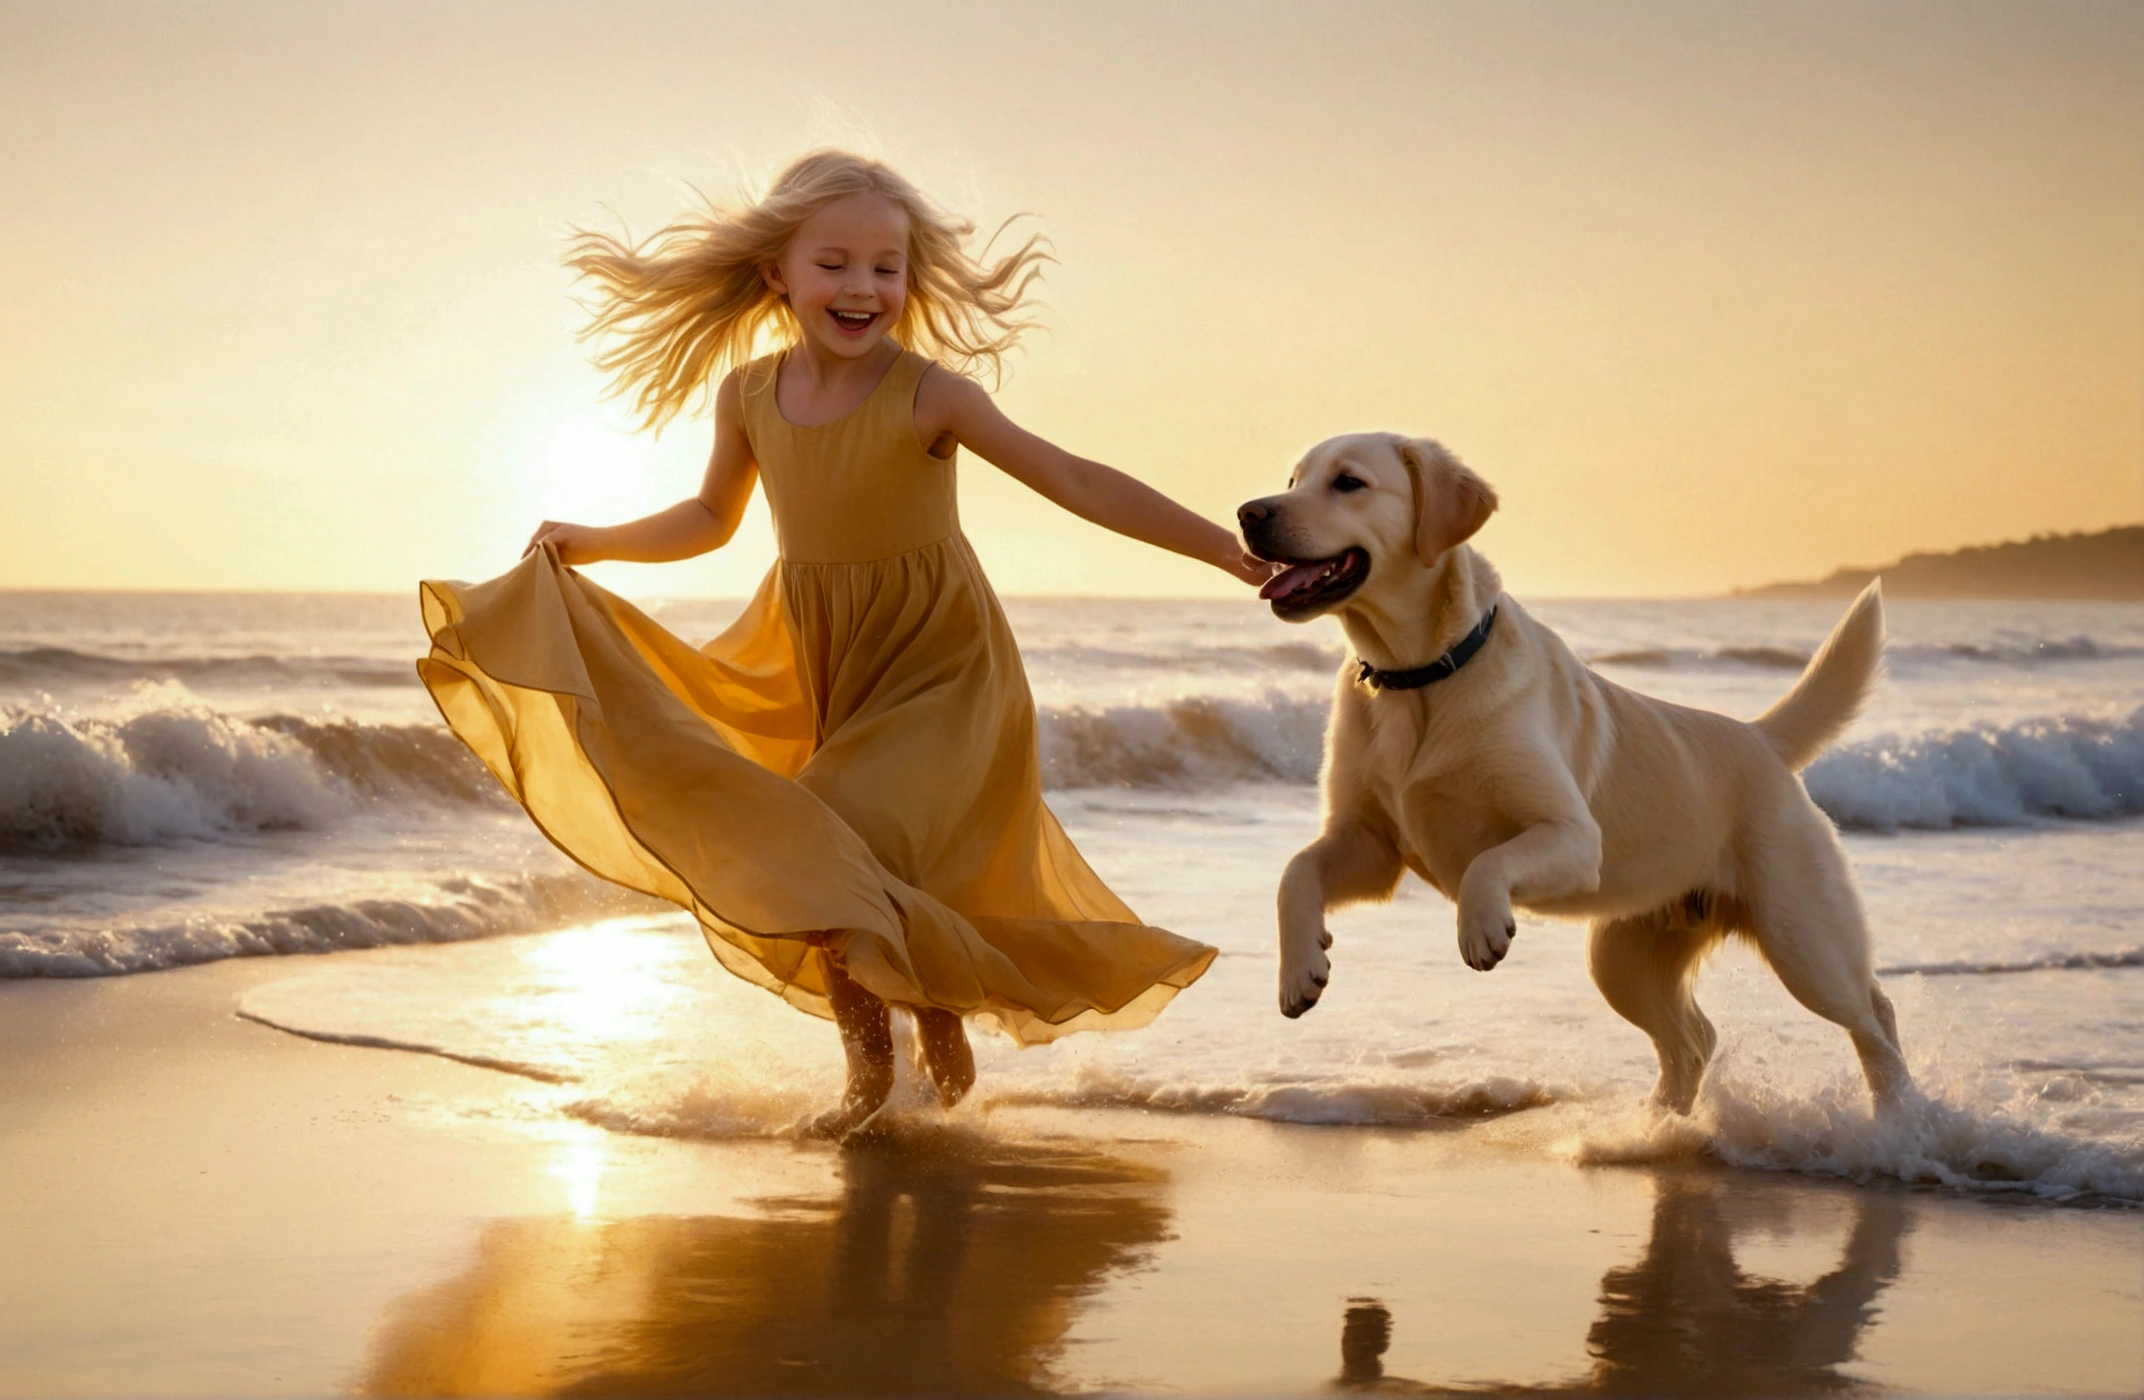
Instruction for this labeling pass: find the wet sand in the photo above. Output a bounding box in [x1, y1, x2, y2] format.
[1, 956, 2138, 1397]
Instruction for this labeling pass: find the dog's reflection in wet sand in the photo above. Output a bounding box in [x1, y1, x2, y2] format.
[1336, 1173, 1909, 1396]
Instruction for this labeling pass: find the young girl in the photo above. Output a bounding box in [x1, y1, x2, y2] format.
[419, 150, 1267, 1135]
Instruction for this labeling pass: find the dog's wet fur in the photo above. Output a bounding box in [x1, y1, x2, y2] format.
[1240, 433, 1909, 1113]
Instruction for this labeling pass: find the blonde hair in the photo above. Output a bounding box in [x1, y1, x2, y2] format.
[565, 150, 1049, 430]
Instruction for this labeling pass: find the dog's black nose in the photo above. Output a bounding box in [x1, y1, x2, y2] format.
[1238, 500, 1276, 529]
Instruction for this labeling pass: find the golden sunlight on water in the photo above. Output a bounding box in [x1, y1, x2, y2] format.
[352, 1117, 2116, 1398]
[547, 1129, 613, 1221]
[514, 921, 690, 1051]
[362, 1128, 1173, 1397]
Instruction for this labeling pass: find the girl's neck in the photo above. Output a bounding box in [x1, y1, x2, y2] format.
[777, 338, 903, 427]
[785, 336, 899, 389]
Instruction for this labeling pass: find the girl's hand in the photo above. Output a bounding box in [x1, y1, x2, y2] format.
[1226, 548, 1281, 588]
[525, 520, 607, 566]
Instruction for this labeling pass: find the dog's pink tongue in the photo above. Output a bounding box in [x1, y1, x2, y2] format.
[1259, 560, 1325, 601]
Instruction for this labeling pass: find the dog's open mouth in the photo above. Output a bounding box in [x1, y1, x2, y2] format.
[1258, 547, 1369, 617]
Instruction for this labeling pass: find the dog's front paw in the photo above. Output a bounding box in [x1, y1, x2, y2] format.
[1278, 932, 1332, 1018]
[1457, 899, 1517, 972]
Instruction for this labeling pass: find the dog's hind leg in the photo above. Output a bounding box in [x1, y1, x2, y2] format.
[1743, 830, 1912, 1109]
[1588, 907, 1723, 1114]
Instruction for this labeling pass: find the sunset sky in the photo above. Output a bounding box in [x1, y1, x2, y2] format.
[2, 0, 2138, 598]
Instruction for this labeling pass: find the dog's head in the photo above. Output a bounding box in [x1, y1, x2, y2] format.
[1238, 433, 1498, 621]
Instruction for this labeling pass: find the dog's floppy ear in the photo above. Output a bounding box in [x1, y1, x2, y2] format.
[1396, 437, 1498, 565]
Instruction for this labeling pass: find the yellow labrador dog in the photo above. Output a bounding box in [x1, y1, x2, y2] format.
[1238, 433, 1909, 1112]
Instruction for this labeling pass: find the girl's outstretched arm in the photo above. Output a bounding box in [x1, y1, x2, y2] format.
[919, 369, 1270, 586]
[526, 372, 759, 565]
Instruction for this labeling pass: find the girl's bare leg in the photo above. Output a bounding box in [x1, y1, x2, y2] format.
[915, 1008, 976, 1107]
[810, 950, 895, 1138]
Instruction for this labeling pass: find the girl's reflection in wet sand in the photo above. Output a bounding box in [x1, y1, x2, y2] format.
[363, 1126, 1171, 1397]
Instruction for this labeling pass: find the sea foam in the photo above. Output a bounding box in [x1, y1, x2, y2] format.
[1037, 692, 1329, 789]
[1804, 705, 2144, 830]
[0, 699, 496, 847]
[7, 696, 2139, 847]
[0, 871, 650, 977]
[1038, 692, 2144, 833]
[1565, 1069, 2144, 1204]
[981, 1063, 1557, 1125]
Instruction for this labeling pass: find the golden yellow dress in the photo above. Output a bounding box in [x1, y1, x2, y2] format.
[417, 350, 1215, 1045]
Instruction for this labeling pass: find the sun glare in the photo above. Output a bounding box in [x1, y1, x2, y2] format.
[498, 399, 676, 530]
[548, 1129, 612, 1221]
[518, 919, 688, 1048]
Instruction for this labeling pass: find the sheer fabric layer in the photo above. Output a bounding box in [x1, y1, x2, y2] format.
[418, 542, 1214, 1046]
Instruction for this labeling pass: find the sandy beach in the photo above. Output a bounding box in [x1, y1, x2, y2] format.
[3, 938, 2137, 1398]
[8, 1, 2143, 1392]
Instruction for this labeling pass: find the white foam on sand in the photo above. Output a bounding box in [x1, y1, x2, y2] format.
[1558, 1066, 2144, 1204]
[979, 1062, 1558, 1125]
[232, 917, 2144, 1203]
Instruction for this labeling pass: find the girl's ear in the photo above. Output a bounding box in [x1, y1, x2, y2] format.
[761, 260, 789, 296]
[1397, 437, 1499, 566]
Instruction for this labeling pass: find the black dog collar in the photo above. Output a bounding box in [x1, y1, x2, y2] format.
[1356, 605, 1499, 693]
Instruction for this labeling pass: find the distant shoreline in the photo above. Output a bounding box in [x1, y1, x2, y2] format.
[1735, 525, 2144, 601]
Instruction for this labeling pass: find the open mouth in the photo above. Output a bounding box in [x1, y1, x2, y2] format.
[828, 308, 880, 336]
[1257, 547, 1370, 617]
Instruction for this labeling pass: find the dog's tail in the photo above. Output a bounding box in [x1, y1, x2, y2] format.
[1752, 580, 1885, 772]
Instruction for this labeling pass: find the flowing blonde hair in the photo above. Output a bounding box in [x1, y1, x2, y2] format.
[565, 150, 1049, 431]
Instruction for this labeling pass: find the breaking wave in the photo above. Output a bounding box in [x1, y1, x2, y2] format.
[7, 693, 2138, 844]
[1036, 692, 1329, 789]
[0, 871, 654, 977]
[1806, 706, 2144, 830]
[1036, 693, 2143, 833]
[0, 702, 498, 847]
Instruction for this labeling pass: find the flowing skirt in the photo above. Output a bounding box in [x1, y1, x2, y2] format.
[416, 541, 1214, 1046]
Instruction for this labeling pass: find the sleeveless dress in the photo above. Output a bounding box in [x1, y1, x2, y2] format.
[416, 349, 1215, 1045]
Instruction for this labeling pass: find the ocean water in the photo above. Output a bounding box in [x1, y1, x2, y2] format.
[2, 587, 2139, 1202]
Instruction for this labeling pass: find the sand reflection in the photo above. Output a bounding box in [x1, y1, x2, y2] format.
[1338, 1171, 1909, 1396]
[364, 1127, 1170, 1396]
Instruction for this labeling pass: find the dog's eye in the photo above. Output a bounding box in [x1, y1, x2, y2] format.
[1332, 474, 1367, 493]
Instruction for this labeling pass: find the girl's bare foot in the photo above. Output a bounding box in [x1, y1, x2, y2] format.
[806, 1060, 894, 1139]
[811, 947, 896, 1138]
[916, 1007, 976, 1108]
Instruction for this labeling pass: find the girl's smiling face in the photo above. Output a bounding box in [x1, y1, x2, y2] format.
[766, 193, 910, 360]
